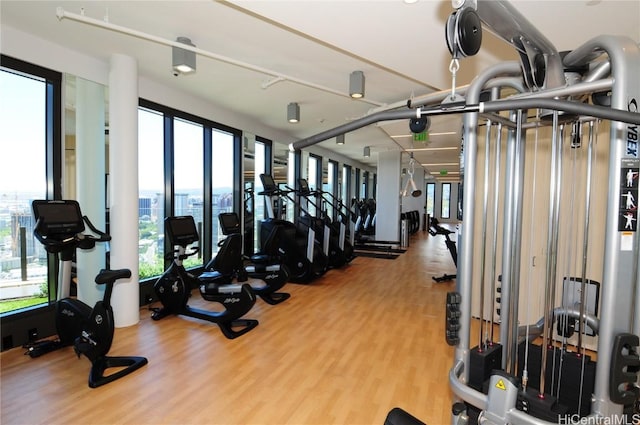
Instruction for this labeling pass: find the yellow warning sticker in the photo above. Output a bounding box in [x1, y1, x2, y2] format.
[495, 379, 507, 391]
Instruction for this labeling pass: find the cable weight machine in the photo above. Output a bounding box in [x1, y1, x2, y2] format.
[442, 1, 640, 424]
[288, 1, 640, 423]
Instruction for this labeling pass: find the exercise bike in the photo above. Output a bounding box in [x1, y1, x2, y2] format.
[151, 215, 259, 339]
[26, 199, 148, 388]
[429, 217, 457, 282]
[203, 212, 290, 305]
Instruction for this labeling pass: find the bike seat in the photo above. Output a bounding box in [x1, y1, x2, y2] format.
[95, 269, 132, 285]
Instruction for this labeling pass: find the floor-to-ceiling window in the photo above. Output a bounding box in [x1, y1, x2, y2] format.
[138, 100, 240, 279]
[307, 154, 320, 216]
[361, 170, 369, 200]
[173, 118, 204, 267]
[441, 182, 451, 219]
[325, 160, 338, 221]
[210, 128, 234, 254]
[372, 173, 377, 200]
[138, 107, 165, 280]
[426, 182, 436, 218]
[342, 165, 351, 202]
[0, 57, 61, 316]
[342, 164, 352, 216]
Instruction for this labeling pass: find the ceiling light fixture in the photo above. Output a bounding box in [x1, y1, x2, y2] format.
[336, 134, 345, 145]
[172, 36, 196, 74]
[287, 102, 300, 123]
[421, 162, 459, 167]
[405, 147, 458, 152]
[363, 146, 371, 157]
[349, 71, 365, 99]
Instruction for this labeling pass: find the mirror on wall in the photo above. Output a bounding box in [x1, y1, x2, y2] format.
[243, 137, 289, 254]
[64, 74, 109, 201]
[64, 74, 109, 304]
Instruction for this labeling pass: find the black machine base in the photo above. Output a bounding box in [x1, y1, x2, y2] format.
[254, 289, 290, 305]
[433, 273, 456, 283]
[88, 355, 149, 388]
[217, 318, 260, 339]
[383, 407, 426, 425]
[152, 305, 259, 340]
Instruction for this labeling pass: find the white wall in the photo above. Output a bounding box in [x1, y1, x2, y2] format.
[376, 150, 401, 241]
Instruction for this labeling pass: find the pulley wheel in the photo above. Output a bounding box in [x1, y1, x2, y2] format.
[409, 116, 430, 134]
[456, 8, 482, 57]
[445, 12, 458, 57]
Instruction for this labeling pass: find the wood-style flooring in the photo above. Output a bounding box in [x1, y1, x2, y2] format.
[1, 228, 459, 425]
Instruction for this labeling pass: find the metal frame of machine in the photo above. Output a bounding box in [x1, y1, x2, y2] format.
[290, 1, 639, 423]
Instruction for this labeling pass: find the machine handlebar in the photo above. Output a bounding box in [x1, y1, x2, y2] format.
[33, 215, 111, 253]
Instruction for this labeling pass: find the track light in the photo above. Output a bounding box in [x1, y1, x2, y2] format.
[172, 37, 196, 74]
[287, 102, 300, 123]
[363, 146, 370, 157]
[349, 71, 365, 99]
[336, 134, 345, 145]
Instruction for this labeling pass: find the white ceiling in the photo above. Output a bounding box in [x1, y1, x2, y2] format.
[2, 0, 639, 178]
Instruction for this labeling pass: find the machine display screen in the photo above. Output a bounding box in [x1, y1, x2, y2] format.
[32, 200, 85, 236]
[166, 216, 199, 245]
[219, 213, 240, 234]
[298, 179, 310, 194]
[260, 174, 278, 192]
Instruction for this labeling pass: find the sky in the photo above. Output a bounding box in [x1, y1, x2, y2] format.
[0, 70, 46, 193]
[1, 69, 234, 198]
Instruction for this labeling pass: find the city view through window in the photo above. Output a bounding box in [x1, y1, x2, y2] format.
[1, 72, 236, 315]
[0, 68, 49, 313]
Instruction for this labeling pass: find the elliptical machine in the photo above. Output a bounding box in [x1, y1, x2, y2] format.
[257, 174, 328, 283]
[26, 199, 148, 388]
[152, 215, 259, 339]
[297, 178, 354, 268]
[203, 212, 290, 305]
[429, 217, 457, 282]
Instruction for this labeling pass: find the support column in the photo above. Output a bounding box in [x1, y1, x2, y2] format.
[75, 78, 106, 307]
[108, 54, 139, 327]
[376, 151, 401, 242]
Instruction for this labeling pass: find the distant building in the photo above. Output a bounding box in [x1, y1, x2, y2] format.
[11, 212, 39, 259]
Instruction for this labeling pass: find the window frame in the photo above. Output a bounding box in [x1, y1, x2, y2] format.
[0, 55, 62, 349]
[138, 99, 242, 276]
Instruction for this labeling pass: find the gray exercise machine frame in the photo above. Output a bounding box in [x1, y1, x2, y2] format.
[289, 1, 639, 424]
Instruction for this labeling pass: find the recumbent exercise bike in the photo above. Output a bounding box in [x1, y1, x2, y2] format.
[202, 212, 290, 305]
[26, 200, 148, 388]
[151, 215, 259, 339]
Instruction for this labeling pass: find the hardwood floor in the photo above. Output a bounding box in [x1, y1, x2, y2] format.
[1, 228, 459, 425]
